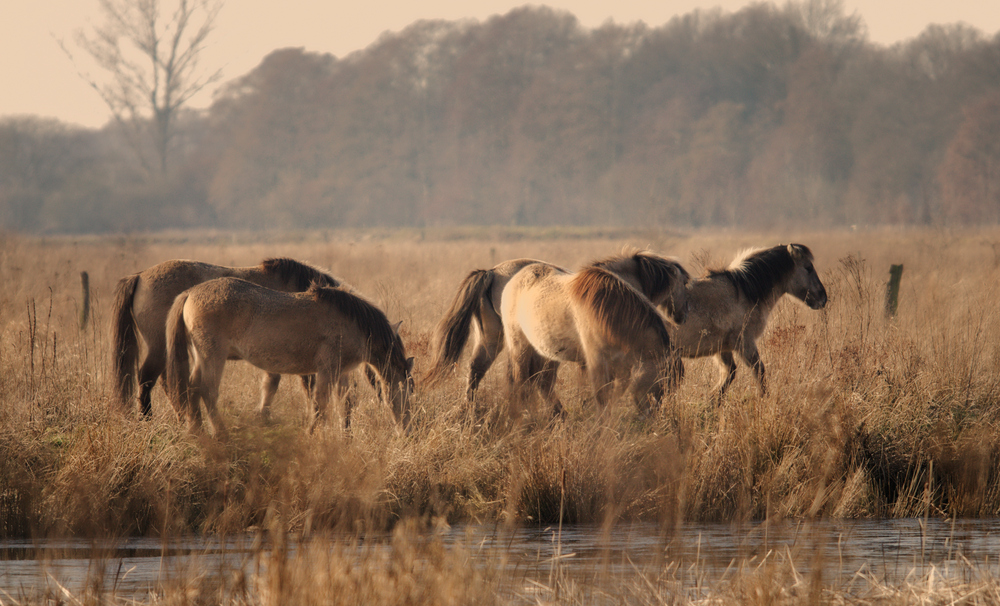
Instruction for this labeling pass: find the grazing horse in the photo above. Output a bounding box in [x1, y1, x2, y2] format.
[111, 257, 347, 419]
[500, 264, 682, 417]
[425, 250, 690, 400]
[164, 278, 414, 437]
[671, 243, 827, 402]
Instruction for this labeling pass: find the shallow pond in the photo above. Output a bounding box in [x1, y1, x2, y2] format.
[2, 518, 999, 601]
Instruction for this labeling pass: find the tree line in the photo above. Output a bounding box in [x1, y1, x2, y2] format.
[3, 1, 1000, 234]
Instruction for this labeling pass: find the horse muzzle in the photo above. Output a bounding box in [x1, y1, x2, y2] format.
[806, 290, 828, 310]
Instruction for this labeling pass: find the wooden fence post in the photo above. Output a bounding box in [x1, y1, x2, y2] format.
[79, 271, 90, 330]
[885, 264, 903, 317]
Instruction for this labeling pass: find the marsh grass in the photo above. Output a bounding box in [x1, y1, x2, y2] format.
[1, 228, 1000, 602]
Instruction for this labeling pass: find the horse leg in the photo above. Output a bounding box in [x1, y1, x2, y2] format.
[467, 312, 504, 401]
[299, 374, 315, 401]
[198, 357, 228, 439]
[714, 351, 738, 404]
[587, 360, 616, 410]
[505, 335, 538, 419]
[534, 359, 564, 418]
[258, 373, 281, 423]
[136, 353, 165, 419]
[338, 374, 354, 431]
[630, 361, 663, 418]
[310, 370, 334, 433]
[736, 343, 767, 396]
[184, 358, 205, 433]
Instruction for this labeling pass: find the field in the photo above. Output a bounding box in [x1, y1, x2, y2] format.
[1, 226, 999, 604]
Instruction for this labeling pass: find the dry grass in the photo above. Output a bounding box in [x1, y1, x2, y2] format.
[1, 227, 999, 602]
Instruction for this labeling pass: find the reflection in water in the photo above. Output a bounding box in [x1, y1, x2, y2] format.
[2, 518, 999, 601]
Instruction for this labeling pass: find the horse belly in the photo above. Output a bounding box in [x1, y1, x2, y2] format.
[520, 309, 582, 363]
[230, 335, 322, 376]
[672, 321, 723, 358]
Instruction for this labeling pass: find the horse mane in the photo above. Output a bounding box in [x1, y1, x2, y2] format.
[591, 249, 689, 301]
[711, 245, 807, 304]
[260, 257, 341, 291]
[569, 267, 671, 349]
[307, 284, 406, 365]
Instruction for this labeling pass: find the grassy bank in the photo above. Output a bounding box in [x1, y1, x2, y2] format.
[1, 227, 999, 540]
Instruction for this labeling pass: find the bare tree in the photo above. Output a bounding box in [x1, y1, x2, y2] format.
[62, 0, 223, 175]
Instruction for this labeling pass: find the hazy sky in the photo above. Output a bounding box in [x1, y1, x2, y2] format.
[3, 0, 999, 128]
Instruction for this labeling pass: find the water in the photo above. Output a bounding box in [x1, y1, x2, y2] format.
[2, 518, 999, 601]
[476, 518, 1000, 590]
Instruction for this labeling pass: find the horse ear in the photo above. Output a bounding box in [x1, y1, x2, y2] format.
[406, 356, 415, 371]
[787, 243, 811, 262]
[392, 320, 403, 333]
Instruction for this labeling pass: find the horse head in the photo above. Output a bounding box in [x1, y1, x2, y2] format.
[660, 260, 691, 324]
[786, 244, 828, 310]
[383, 323, 415, 429]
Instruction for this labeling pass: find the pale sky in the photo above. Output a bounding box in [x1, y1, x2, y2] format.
[3, 0, 999, 129]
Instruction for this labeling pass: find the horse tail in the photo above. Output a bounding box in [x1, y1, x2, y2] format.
[164, 292, 191, 419]
[425, 268, 495, 386]
[111, 274, 140, 412]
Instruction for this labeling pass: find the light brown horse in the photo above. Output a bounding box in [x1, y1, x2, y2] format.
[425, 250, 690, 400]
[671, 243, 828, 402]
[111, 257, 347, 418]
[500, 264, 682, 417]
[164, 278, 414, 437]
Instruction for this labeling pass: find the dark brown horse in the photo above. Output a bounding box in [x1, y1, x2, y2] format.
[111, 257, 344, 418]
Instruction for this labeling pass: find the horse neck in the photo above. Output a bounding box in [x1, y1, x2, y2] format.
[747, 276, 790, 320]
[615, 269, 649, 300]
[355, 319, 403, 378]
[598, 259, 653, 301]
[370, 348, 406, 394]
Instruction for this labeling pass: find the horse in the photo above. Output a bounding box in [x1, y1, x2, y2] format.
[164, 278, 414, 437]
[111, 257, 362, 419]
[670, 243, 828, 402]
[424, 250, 690, 400]
[500, 264, 682, 418]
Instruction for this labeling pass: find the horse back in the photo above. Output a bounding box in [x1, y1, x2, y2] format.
[129, 261, 232, 344]
[487, 258, 550, 314]
[181, 278, 368, 376]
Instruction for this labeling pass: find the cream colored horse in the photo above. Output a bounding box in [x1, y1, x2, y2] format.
[671, 243, 827, 401]
[425, 250, 689, 400]
[501, 264, 682, 418]
[164, 278, 413, 437]
[112, 257, 349, 418]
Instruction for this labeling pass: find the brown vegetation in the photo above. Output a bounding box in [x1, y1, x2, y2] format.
[2, 227, 1000, 603]
[2, 226, 998, 541]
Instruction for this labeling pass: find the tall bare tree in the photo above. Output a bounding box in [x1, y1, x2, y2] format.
[63, 0, 223, 176]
